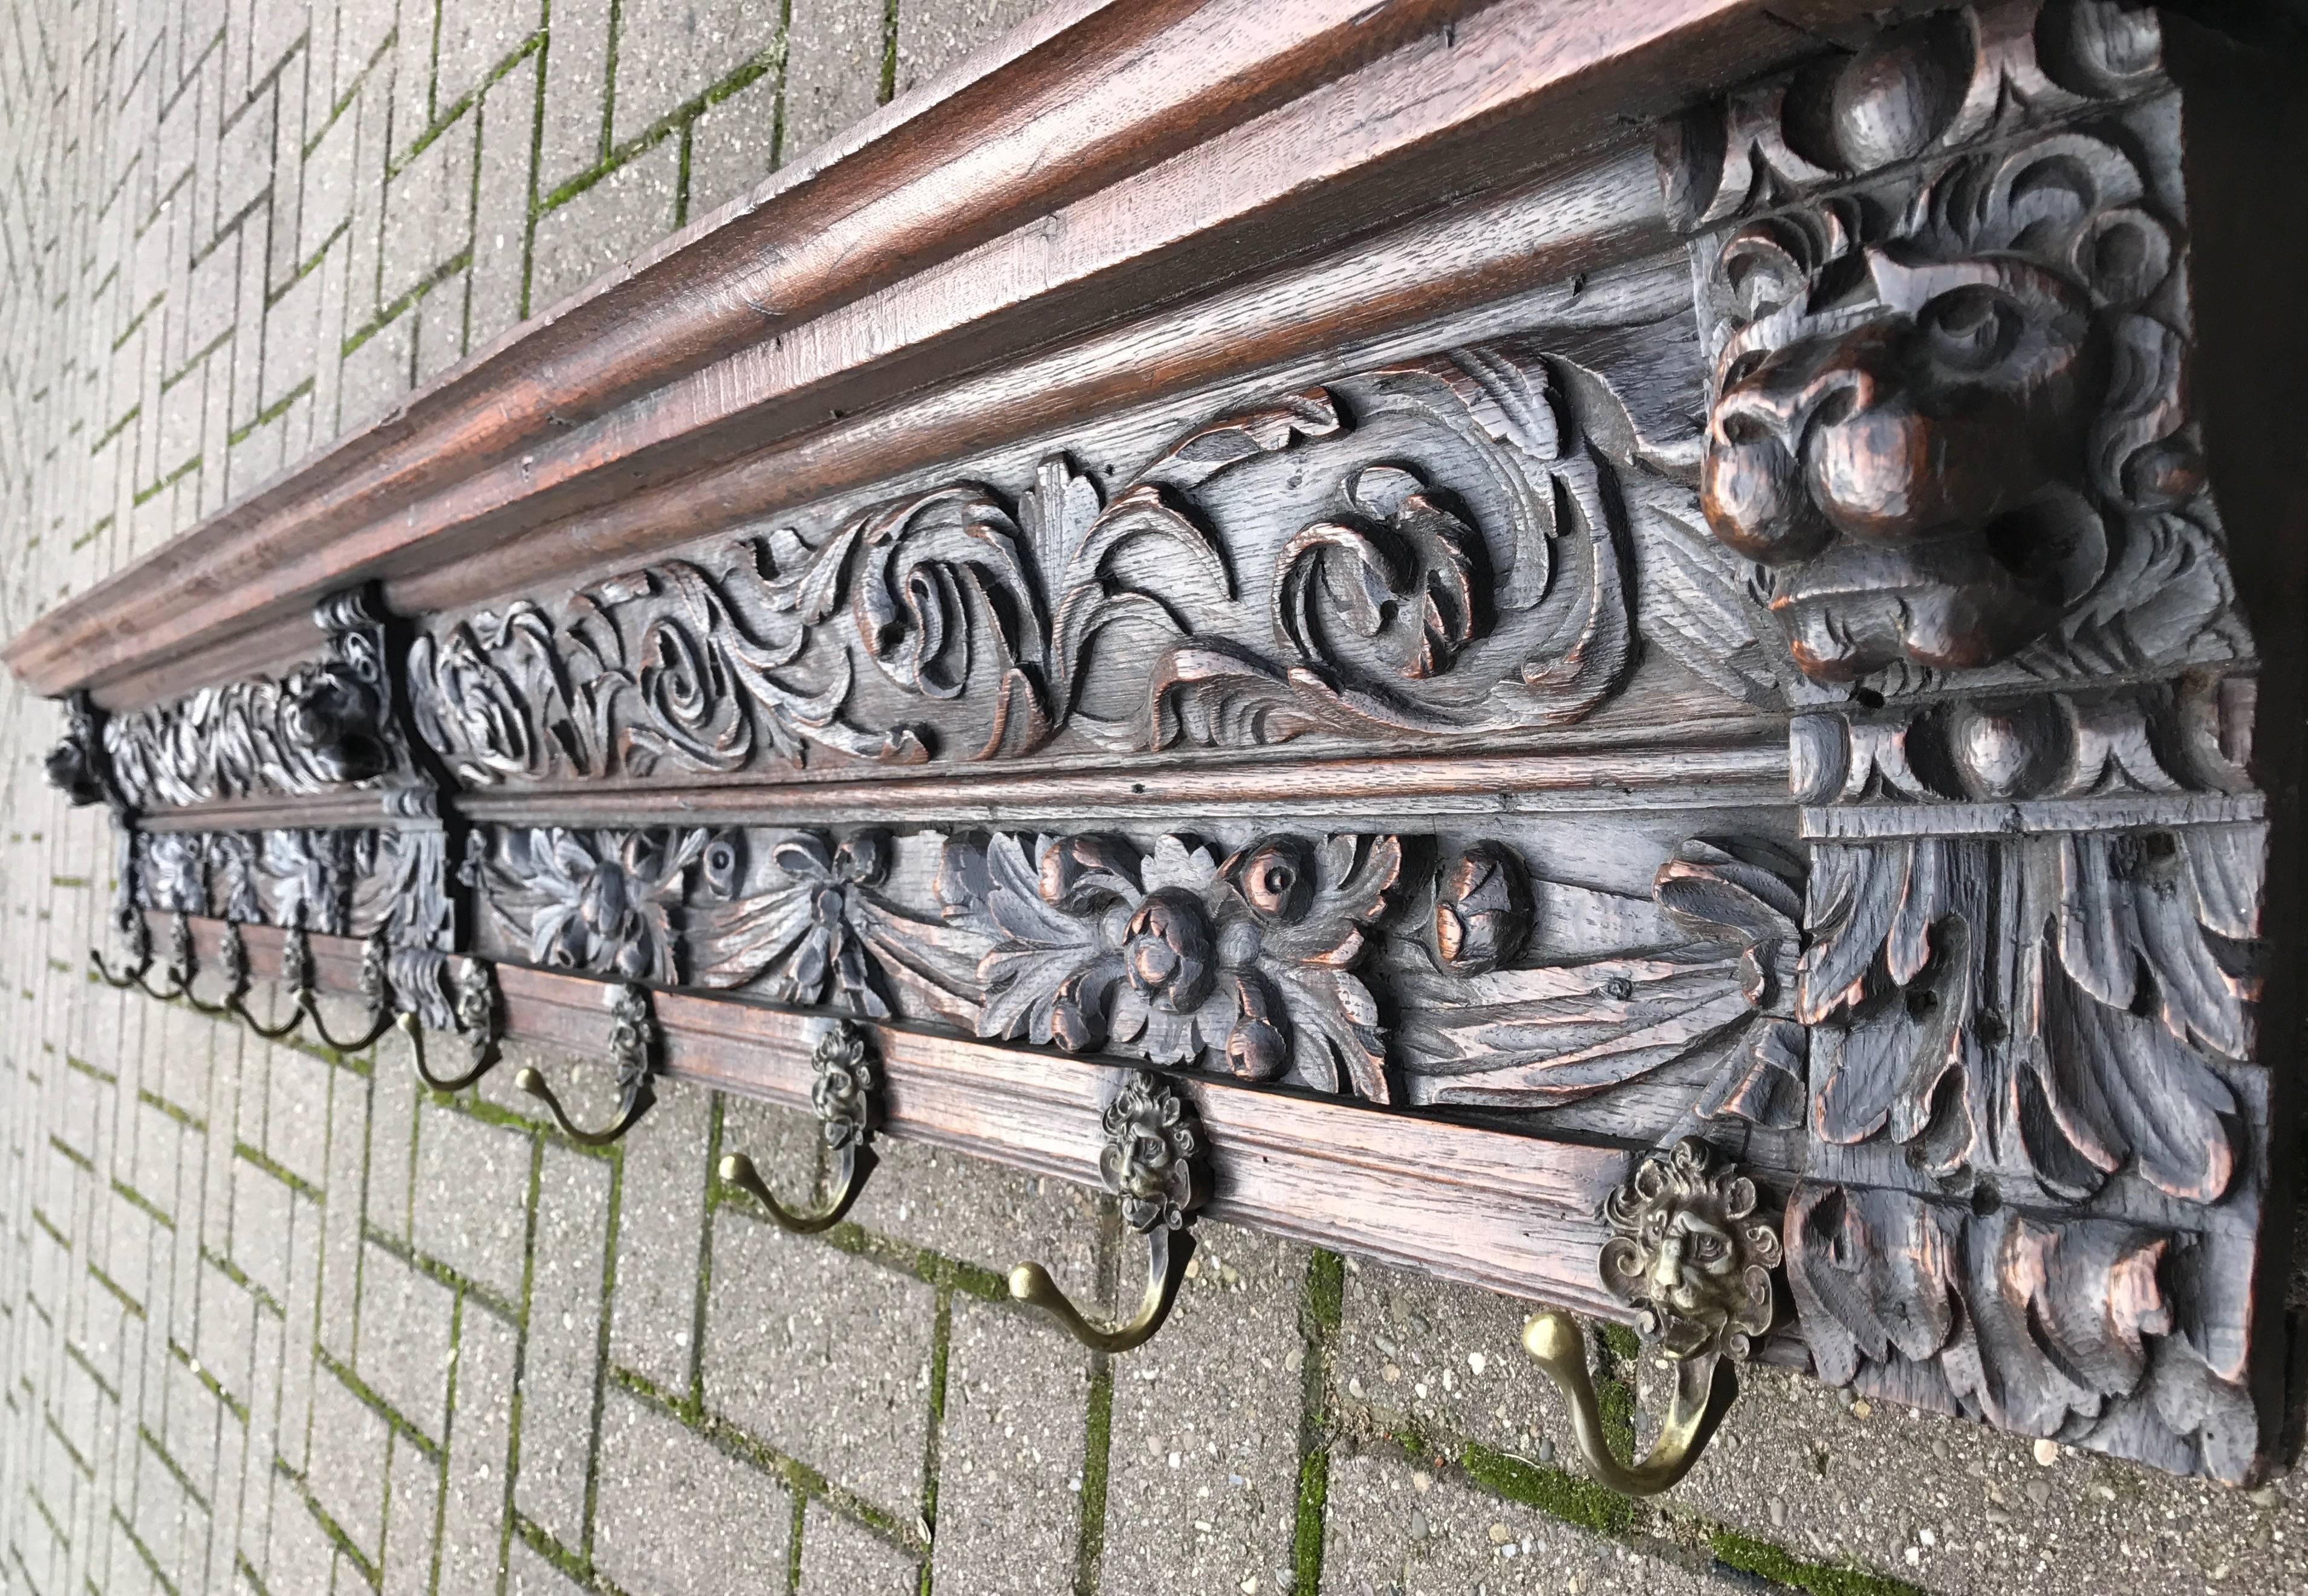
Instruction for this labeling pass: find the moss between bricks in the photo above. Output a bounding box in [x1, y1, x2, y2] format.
[1292, 1444, 1330, 1592]
[1458, 1439, 1637, 1537]
[1709, 1528, 1927, 1596]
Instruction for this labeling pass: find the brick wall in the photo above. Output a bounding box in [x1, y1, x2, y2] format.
[2, 4, 2304, 1594]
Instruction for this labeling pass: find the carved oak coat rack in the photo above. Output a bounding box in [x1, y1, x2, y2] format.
[13, 0, 2303, 1491]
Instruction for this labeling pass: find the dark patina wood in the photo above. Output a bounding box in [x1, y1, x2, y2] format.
[16, 0, 2304, 1488]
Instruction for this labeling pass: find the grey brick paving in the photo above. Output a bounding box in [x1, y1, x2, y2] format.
[4, 3, 2308, 1595]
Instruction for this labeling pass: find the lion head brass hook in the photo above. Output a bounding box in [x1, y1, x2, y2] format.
[1521, 1137, 1780, 1496]
[181, 921, 249, 1018]
[721, 1020, 877, 1233]
[303, 928, 399, 1053]
[516, 981, 657, 1146]
[405, 957, 504, 1092]
[230, 924, 314, 1039]
[1010, 1071, 1203, 1355]
[92, 906, 154, 991]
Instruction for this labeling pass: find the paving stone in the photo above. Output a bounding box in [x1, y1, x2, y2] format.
[411, 1100, 532, 1303]
[798, 1496, 922, 1594]
[262, 1042, 331, 1192]
[1334, 1257, 1570, 1464]
[608, 1086, 714, 1394]
[356, 1239, 458, 1442]
[379, 109, 476, 307]
[509, 1534, 594, 1593]
[894, 0, 1045, 97]
[783, 0, 891, 163]
[306, 1364, 391, 1562]
[1099, 1222, 1307, 1596]
[1669, 1360, 2308, 1596]
[930, 1295, 1092, 1594]
[611, 0, 782, 148]
[847, 1134, 1105, 1293]
[380, 1428, 442, 1596]
[704, 1203, 939, 1511]
[434, 0, 541, 117]
[538, 0, 613, 190]
[512, 1141, 611, 1549]
[470, 52, 539, 345]
[593, 1383, 793, 1594]
[1321, 1447, 1743, 1596]
[317, 1047, 369, 1362]
[527, 136, 680, 313]
[437, 1302, 519, 1594]
[682, 64, 781, 220]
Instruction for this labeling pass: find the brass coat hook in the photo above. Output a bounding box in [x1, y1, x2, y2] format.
[93, 907, 154, 991]
[303, 929, 399, 1053]
[181, 921, 248, 1018]
[232, 924, 314, 1039]
[516, 981, 658, 1146]
[721, 1019, 877, 1233]
[406, 957, 504, 1092]
[1010, 1071, 1204, 1354]
[1520, 1137, 1780, 1496]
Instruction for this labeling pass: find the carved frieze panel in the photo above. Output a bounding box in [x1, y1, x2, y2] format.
[103, 589, 421, 811]
[405, 325, 1729, 788]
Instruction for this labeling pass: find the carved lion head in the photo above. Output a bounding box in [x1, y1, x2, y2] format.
[1701, 131, 2206, 683]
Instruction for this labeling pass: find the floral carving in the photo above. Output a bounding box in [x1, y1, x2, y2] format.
[473, 827, 738, 984]
[105, 589, 405, 808]
[941, 831, 1401, 1100]
[1801, 823, 2258, 1205]
[1428, 843, 1532, 976]
[1601, 1138, 1781, 1361]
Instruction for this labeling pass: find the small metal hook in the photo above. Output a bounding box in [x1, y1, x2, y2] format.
[181, 921, 249, 1018]
[406, 957, 504, 1092]
[1009, 1071, 1203, 1355]
[230, 924, 313, 1039]
[303, 929, 398, 1052]
[720, 1020, 877, 1234]
[515, 981, 657, 1146]
[1520, 1312, 1737, 1496]
[1518, 1137, 1780, 1496]
[132, 912, 195, 1001]
[93, 908, 154, 990]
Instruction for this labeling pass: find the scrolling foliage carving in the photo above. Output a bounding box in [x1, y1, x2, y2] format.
[1666, 0, 2270, 1480]
[106, 589, 407, 808]
[406, 335, 1684, 783]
